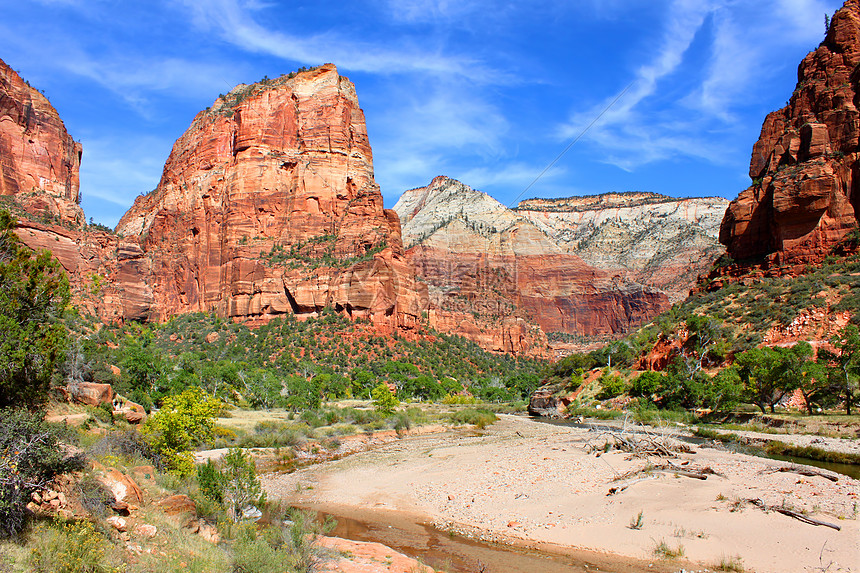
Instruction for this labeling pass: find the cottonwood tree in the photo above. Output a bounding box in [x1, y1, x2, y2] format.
[817, 325, 860, 415]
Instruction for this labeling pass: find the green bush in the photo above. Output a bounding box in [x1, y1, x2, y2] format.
[223, 448, 265, 521]
[596, 370, 627, 400]
[450, 408, 498, 429]
[140, 387, 221, 475]
[0, 211, 70, 410]
[371, 384, 399, 414]
[0, 409, 84, 538]
[197, 459, 225, 504]
[29, 519, 124, 573]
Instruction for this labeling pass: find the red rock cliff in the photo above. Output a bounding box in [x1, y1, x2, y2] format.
[0, 57, 83, 225]
[719, 0, 860, 268]
[116, 65, 427, 330]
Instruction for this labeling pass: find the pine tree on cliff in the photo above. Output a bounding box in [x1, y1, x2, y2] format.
[0, 210, 70, 410]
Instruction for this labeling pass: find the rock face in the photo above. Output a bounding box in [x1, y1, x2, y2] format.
[110, 65, 427, 331]
[516, 194, 728, 302]
[394, 177, 687, 352]
[719, 0, 860, 270]
[0, 57, 83, 225]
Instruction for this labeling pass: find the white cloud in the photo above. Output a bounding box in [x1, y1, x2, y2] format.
[558, 0, 842, 171]
[79, 134, 171, 211]
[178, 0, 503, 82]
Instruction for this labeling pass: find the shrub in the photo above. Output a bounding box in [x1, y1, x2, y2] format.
[0, 409, 84, 538]
[232, 508, 330, 573]
[197, 459, 225, 504]
[223, 448, 265, 521]
[0, 211, 70, 410]
[140, 387, 221, 475]
[29, 519, 123, 573]
[89, 429, 163, 469]
[595, 370, 626, 400]
[450, 408, 497, 429]
[77, 475, 114, 518]
[371, 384, 399, 414]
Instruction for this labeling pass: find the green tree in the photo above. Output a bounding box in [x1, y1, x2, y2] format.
[0, 211, 70, 410]
[817, 325, 860, 415]
[371, 383, 399, 414]
[734, 346, 797, 413]
[222, 448, 265, 521]
[141, 387, 221, 475]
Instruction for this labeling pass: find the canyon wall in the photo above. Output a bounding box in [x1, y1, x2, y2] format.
[115, 64, 427, 331]
[0, 58, 84, 226]
[3, 62, 428, 333]
[718, 0, 860, 274]
[516, 193, 728, 302]
[394, 177, 693, 352]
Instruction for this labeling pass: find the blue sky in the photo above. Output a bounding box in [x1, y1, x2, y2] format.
[1, 0, 844, 227]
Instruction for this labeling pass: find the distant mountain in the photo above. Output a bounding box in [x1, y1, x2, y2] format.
[394, 177, 726, 353]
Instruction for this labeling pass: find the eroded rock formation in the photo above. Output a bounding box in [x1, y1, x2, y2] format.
[516, 194, 728, 301]
[115, 64, 427, 331]
[394, 177, 683, 352]
[718, 0, 860, 272]
[0, 57, 84, 225]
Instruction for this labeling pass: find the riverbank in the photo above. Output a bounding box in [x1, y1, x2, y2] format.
[262, 415, 859, 573]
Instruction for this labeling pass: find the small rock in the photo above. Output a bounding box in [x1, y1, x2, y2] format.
[507, 521, 520, 528]
[240, 505, 262, 520]
[57, 492, 67, 507]
[134, 524, 157, 538]
[198, 522, 221, 544]
[31, 491, 42, 504]
[43, 490, 58, 502]
[107, 516, 127, 532]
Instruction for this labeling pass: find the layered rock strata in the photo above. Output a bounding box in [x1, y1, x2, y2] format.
[516, 194, 728, 301]
[717, 0, 860, 274]
[116, 65, 427, 330]
[394, 177, 676, 351]
[0, 58, 84, 226]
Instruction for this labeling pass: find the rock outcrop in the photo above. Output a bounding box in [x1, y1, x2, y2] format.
[516, 193, 728, 301]
[103, 65, 426, 332]
[0, 57, 84, 226]
[718, 0, 860, 272]
[394, 177, 682, 353]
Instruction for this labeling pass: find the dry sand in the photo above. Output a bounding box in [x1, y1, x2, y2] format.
[262, 415, 859, 573]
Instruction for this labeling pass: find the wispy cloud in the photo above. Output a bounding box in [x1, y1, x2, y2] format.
[559, 0, 835, 171]
[79, 134, 172, 218]
[178, 0, 504, 82]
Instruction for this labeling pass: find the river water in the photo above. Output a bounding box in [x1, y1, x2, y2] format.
[305, 507, 676, 573]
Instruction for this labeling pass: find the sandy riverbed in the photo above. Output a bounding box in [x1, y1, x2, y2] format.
[262, 415, 859, 573]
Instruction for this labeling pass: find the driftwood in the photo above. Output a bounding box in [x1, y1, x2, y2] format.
[585, 415, 692, 459]
[771, 466, 839, 482]
[607, 476, 657, 496]
[747, 498, 842, 531]
[655, 468, 709, 480]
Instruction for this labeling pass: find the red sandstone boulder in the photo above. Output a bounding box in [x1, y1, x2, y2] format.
[97, 468, 144, 509]
[67, 382, 114, 407]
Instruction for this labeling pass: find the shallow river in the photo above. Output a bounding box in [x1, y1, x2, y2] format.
[306, 508, 675, 573]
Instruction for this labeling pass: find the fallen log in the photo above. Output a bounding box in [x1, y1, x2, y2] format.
[747, 498, 841, 531]
[607, 476, 657, 496]
[774, 466, 839, 482]
[656, 468, 709, 480]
